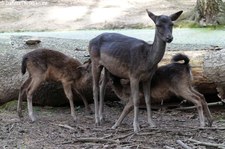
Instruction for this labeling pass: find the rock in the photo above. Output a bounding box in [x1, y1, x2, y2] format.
[25, 38, 41, 45]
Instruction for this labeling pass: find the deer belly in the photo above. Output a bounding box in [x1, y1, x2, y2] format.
[100, 55, 129, 79]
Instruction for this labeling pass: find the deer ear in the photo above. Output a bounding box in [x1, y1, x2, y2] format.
[146, 9, 157, 23]
[77, 59, 91, 72]
[170, 11, 183, 21]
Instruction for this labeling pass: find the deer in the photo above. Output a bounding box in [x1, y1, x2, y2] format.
[104, 54, 213, 129]
[88, 10, 183, 132]
[17, 48, 92, 122]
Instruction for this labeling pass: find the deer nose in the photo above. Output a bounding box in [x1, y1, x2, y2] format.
[166, 35, 173, 43]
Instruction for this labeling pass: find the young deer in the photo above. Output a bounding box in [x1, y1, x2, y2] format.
[107, 54, 213, 129]
[88, 10, 183, 132]
[17, 48, 92, 122]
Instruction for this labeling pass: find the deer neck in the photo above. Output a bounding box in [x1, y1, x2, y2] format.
[150, 32, 167, 65]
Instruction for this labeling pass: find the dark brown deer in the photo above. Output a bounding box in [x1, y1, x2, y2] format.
[106, 54, 213, 129]
[17, 48, 92, 122]
[88, 10, 183, 132]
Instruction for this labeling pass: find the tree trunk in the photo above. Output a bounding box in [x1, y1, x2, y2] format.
[184, 0, 225, 25]
[197, 0, 220, 24]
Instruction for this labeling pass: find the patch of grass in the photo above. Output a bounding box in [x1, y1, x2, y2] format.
[127, 23, 153, 29]
[0, 100, 18, 112]
[176, 20, 225, 29]
[176, 20, 201, 28]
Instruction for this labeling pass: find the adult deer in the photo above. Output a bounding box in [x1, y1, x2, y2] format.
[89, 10, 183, 132]
[108, 54, 213, 129]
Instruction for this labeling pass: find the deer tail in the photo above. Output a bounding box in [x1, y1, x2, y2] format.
[171, 53, 190, 64]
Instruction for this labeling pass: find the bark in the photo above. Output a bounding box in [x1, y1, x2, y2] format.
[204, 49, 225, 100]
[184, 0, 225, 25]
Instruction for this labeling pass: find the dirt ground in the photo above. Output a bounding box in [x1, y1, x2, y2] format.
[1, 100, 225, 149]
[1, 0, 225, 149]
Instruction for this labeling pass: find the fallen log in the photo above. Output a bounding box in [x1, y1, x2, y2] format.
[0, 35, 224, 106]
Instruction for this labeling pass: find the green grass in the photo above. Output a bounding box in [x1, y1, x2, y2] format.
[176, 20, 225, 29]
[0, 100, 18, 112]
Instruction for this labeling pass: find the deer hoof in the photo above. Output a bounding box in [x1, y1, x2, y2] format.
[111, 124, 118, 129]
[85, 109, 93, 115]
[133, 123, 141, 133]
[208, 119, 213, 127]
[148, 121, 156, 128]
[17, 111, 23, 118]
[30, 116, 36, 122]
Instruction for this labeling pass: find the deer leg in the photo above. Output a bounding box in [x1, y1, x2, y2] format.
[180, 90, 205, 127]
[75, 89, 92, 115]
[17, 77, 31, 118]
[142, 81, 155, 127]
[191, 88, 213, 126]
[92, 62, 103, 126]
[130, 78, 140, 133]
[99, 68, 108, 123]
[112, 99, 133, 129]
[26, 78, 42, 122]
[63, 83, 76, 121]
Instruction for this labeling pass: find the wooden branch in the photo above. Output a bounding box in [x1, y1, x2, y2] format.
[102, 134, 113, 139]
[75, 137, 120, 144]
[53, 124, 75, 130]
[113, 132, 134, 140]
[163, 145, 175, 149]
[176, 140, 192, 149]
[176, 101, 223, 110]
[136, 132, 157, 136]
[188, 138, 225, 148]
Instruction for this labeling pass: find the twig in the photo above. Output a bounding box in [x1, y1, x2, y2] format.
[182, 125, 225, 130]
[117, 128, 133, 132]
[163, 146, 175, 149]
[6, 123, 15, 139]
[102, 133, 113, 139]
[188, 138, 225, 149]
[204, 127, 225, 130]
[176, 140, 192, 149]
[176, 101, 223, 110]
[8, 123, 15, 132]
[127, 133, 135, 141]
[54, 123, 75, 130]
[92, 127, 113, 132]
[113, 132, 134, 140]
[136, 132, 157, 136]
[75, 137, 120, 144]
[62, 137, 125, 145]
[76, 125, 86, 131]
